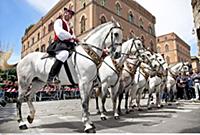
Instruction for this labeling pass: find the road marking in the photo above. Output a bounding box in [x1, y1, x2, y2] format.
[59, 115, 80, 121]
[159, 108, 192, 113]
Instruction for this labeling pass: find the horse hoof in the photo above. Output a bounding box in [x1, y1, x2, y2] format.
[101, 117, 107, 121]
[138, 108, 143, 111]
[114, 116, 120, 120]
[91, 123, 96, 129]
[168, 103, 172, 106]
[148, 107, 152, 110]
[84, 125, 96, 133]
[19, 124, 28, 130]
[27, 115, 34, 124]
[85, 128, 96, 133]
[125, 110, 129, 114]
[96, 111, 101, 115]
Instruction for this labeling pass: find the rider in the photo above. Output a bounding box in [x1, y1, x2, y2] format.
[47, 7, 78, 85]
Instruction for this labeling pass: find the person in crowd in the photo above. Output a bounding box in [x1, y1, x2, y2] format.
[192, 70, 200, 100]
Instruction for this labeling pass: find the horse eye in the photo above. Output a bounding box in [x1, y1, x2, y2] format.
[114, 33, 119, 37]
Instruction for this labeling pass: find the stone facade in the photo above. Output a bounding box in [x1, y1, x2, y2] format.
[21, 0, 156, 58]
[191, 0, 200, 56]
[156, 32, 191, 64]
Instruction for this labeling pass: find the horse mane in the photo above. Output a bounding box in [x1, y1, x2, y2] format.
[82, 21, 113, 42]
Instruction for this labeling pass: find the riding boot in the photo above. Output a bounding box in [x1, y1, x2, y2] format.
[47, 59, 63, 85]
[64, 61, 78, 88]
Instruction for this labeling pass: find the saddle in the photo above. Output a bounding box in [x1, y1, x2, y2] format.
[41, 53, 78, 88]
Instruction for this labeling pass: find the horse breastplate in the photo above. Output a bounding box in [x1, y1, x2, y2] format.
[112, 59, 124, 75]
[81, 44, 102, 68]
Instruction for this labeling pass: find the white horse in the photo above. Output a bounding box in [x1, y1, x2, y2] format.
[96, 38, 145, 120]
[3, 21, 123, 133]
[118, 49, 155, 113]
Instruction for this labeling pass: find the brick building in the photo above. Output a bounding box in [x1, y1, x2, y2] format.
[191, 0, 200, 56]
[156, 32, 191, 65]
[21, 0, 156, 58]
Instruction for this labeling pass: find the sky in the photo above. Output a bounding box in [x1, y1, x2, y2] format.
[0, 0, 197, 64]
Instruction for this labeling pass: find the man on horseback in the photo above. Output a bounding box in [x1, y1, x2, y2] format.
[47, 7, 78, 85]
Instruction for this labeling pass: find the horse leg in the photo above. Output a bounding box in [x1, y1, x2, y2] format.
[95, 96, 100, 114]
[27, 80, 45, 124]
[99, 83, 108, 120]
[136, 89, 142, 111]
[17, 90, 28, 130]
[79, 81, 95, 133]
[95, 88, 101, 114]
[117, 91, 123, 114]
[147, 92, 152, 110]
[156, 89, 161, 108]
[111, 84, 120, 120]
[124, 90, 129, 114]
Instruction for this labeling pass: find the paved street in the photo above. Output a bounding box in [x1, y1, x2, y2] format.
[1, 98, 200, 133]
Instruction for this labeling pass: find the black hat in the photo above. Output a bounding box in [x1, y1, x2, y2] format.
[64, 8, 75, 16]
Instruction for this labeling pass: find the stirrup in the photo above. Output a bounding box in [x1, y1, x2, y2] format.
[47, 77, 60, 85]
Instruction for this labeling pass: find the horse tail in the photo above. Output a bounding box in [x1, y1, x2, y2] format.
[0, 50, 18, 71]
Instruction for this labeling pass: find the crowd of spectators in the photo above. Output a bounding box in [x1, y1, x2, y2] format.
[176, 70, 200, 101]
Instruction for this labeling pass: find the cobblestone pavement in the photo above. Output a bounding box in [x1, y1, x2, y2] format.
[1, 98, 200, 133]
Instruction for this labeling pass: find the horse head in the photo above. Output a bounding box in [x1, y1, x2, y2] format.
[82, 19, 123, 59]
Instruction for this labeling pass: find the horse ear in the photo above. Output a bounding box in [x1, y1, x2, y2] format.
[111, 16, 120, 27]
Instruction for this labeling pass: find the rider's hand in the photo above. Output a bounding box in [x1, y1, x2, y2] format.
[72, 38, 79, 43]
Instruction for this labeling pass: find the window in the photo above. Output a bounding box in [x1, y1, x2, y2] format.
[100, 16, 107, 24]
[128, 11, 134, 23]
[80, 16, 86, 33]
[43, 26, 46, 37]
[166, 56, 170, 64]
[31, 37, 34, 45]
[37, 32, 40, 41]
[139, 18, 144, 29]
[165, 44, 169, 52]
[48, 21, 54, 32]
[69, 3, 73, 10]
[141, 36, 145, 45]
[27, 41, 30, 47]
[41, 44, 46, 52]
[115, 3, 121, 16]
[100, 0, 106, 6]
[148, 25, 153, 34]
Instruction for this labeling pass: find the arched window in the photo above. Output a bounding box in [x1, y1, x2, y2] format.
[128, 11, 134, 23]
[100, 0, 106, 6]
[141, 35, 145, 45]
[166, 56, 170, 64]
[165, 44, 169, 52]
[80, 16, 86, 33]
[43, 26, 46, 37]
[100, 16, 107, 24]
[139, 18, 144, 29]
[69, 3, 73, 10]
[148, 25, 153, 34]
[41, 44, 46, 52]
[115, 3, 121, 16]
